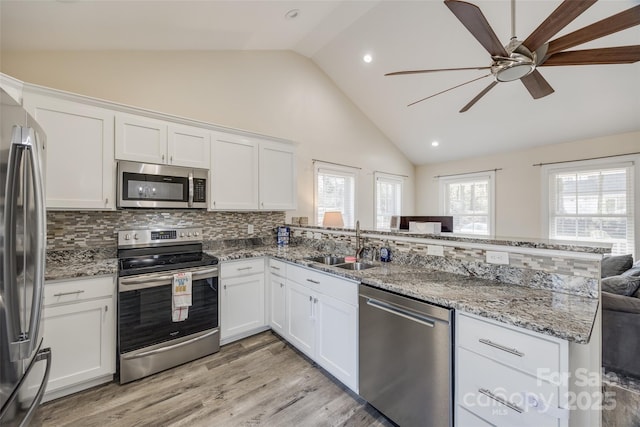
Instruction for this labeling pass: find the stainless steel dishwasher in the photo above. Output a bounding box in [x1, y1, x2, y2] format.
[359, 284, 453, 427]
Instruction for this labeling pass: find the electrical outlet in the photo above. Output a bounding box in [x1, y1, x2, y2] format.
[427, 245, 444, 257]
[247, 224, 254, 234]
[313, 232, 322, 240]
[486, 251, 509, 265]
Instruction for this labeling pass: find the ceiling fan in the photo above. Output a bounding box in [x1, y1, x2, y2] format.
[386, 0, 640, 112]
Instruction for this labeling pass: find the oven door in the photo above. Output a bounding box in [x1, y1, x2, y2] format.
[118, 266, 218, 355]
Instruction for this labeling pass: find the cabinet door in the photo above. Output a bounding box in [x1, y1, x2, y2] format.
[24, 297, 115, 399]
[210, 133, 259, 210]
[167, 124, 211, 169]
[269, 273, 287, 337]
[220, 274, 265, 340]
[115, 113, 167, 164]
[23, 93, 115, 210]
[286, 280, 315, 358]
[259, 140, 296, 210]
[315, 292, 358, 392]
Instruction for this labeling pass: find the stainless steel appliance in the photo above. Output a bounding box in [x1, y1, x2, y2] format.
[359, 284, 453, 427]
[117, 161, 207, 209]
[117, 227, 219, 384]
[1, 88, 52, 426]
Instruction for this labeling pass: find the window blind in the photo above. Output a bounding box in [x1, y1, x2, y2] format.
[315, 165, 357, 227]
[440, 172, 494, 236]
[375, 173, 403, 230]
[548, 162, 635, 256]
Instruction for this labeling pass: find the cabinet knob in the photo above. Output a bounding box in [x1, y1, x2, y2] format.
[170, 155, 173, 163]
[314, 298, 318, 303]
[280, 283, 284, 288]
[162, 154, 165, 161]
[105, 198, 109, 205]
[224, 285, 227, 290]
[105, 305, 108, 312]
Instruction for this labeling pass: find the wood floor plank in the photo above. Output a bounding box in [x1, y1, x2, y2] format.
[32, 332, 394, 427]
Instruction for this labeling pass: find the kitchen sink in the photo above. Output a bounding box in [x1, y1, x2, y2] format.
[335, 262, 377, 271]
[306, 256, 347, 265]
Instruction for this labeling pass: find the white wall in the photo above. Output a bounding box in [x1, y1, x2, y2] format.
[0, 50, 415, 229]
[416, 131, 640, 239]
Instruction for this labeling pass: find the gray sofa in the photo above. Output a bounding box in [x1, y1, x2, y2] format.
[601, 255, 640, 379]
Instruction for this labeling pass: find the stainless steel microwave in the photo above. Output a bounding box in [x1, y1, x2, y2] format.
[117, 161, 207, 209]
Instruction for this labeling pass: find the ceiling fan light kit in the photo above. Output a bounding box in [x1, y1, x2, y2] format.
[386, 0, 640, 112]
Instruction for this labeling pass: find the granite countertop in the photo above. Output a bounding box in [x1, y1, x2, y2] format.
[45, 244, 599, 344]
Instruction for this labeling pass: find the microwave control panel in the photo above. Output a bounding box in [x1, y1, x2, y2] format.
[193, 178, 206, 203]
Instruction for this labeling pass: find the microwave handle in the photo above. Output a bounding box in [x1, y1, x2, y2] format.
[188, 172, 194, 208]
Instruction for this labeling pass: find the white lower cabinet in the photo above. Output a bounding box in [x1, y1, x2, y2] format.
[220, 258, 267, 343]
[455, 312, 569, 427]
[26, 276, 116, 402]
[285, 264, 358, 392]
[268, 259, 287, 337]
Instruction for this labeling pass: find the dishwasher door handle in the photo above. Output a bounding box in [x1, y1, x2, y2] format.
[366, 298, 435, 327]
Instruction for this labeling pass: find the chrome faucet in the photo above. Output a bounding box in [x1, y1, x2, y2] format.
[355, 220, 365, 261]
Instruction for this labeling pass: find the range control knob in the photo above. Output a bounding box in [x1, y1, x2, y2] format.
[124, 234, 131, 241]
[194, 232, 199, 237]
[180, 233, 185, 238]
[133, 233, 139, 240]
[187, 232, 192, 237]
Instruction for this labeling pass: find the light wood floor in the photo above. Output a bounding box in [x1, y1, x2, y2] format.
[32, 331, 394, 427]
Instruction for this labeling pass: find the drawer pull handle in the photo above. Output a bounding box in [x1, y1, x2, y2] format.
[271, 266, 280, 270]
[306, 279, 320, 284]
[53, 290, 85, 297]
[478, 338, 524, 357]
[237, 266, 253, 271]
[478, 388, 523, 414]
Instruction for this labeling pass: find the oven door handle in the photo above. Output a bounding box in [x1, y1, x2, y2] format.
[121, 329, 218, 360]
[119, 267, 218, 291]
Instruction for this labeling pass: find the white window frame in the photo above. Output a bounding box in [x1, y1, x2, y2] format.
[541, 155, 639, 257]
[374, 172, 404, 230]
[313, 162, 358, 228]
[439, 171, 496, 237]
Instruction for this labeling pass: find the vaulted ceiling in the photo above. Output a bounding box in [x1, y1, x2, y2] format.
[2, 0, 639, 165]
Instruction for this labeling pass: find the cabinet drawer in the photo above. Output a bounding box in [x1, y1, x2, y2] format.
[268, 258, 287, 278]
[287, 265, 357, 306]
[221, 258, 265, 278]
[457, 347, 563, 427]
[45, 276, 114, 306]
[457, 313, 566, 378]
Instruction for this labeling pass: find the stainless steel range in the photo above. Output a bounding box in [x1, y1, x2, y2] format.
[117, 227, 219, 384]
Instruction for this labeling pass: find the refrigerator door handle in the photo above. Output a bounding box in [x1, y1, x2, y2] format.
[4, 126, 47, 362]
[0, 344, 52, 427]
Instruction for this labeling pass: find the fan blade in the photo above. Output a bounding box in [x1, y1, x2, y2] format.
[547, 5, 640, 56]
[520, 70, 555, 99]
[407, 74, 491, 107]
[523, 0, 596, 53]
[540, 46, 640, 66]
[386, 66, 491, 76]
[444, 0, 508, 57]
[459, 81, 498, 112]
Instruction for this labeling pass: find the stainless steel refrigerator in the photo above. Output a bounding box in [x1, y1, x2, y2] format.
[0, 87, 51, 426]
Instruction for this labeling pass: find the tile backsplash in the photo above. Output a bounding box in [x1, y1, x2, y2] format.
[47, 210, 285, 251]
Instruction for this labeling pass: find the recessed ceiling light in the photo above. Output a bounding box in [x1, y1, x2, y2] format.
[431, 141, 439, 147]
[363, 54, 373, 63]
[285, 9, 300, 20]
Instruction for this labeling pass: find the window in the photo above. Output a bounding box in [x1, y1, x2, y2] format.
[439, 171, 495, 236]
[544, 158, 636, 256]
[314, 162, 357, 228]
[375, 172, 403, 230]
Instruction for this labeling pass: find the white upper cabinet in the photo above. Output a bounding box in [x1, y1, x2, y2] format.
[23, 91, 115, 210]
[115, 113, 210, 169]
[210, 132, 260, 210]
[259, 140, 296, 210]
[115, 113, 168, 164]
[167, 124, 211, 169]
[210, 132, 296, 211]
